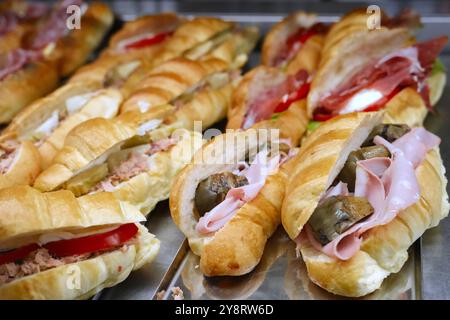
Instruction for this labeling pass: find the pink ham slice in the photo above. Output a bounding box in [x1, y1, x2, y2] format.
[195, 149, 281, 234]
[318, 36, 448, 114]
[305, 127, 440, 260]
[0, 48, 41, 81]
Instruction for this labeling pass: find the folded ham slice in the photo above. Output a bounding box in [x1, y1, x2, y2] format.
[0, 48, 41, 81]
[305, 127, 440, 260]
[196, 149, 282, 234]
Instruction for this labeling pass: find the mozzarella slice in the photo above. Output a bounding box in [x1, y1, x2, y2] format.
[339, 89, 383, 114]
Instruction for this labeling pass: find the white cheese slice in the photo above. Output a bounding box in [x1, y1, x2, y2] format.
[339, 89, 383, 114]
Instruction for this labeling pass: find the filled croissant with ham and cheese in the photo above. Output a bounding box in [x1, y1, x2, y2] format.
[0, 0, 113, 124]
[4, 82, 122, 169]
[262, 11, 327, 75]
[170, 130, 298, 276]
[0, 132, 41, 190]
[0, 186, 159, 300]
[281, 111, 449, 297]
[33, 105, 204, 215]
[307, 9, 447, 126]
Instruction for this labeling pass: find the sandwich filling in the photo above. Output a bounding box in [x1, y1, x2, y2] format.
[242, 69, 310, 129]
[271, 22, 327, 68]
[195, 146, 297, 235]
[313, 36, 448, 121]
[0, 223, 139, 286]
[301, 124, 440, 260]
[89, 135, 179, 194]
[31, 91, 104, 146]
[171, 70, 239, 111]
[63, 131, 180, 196]
[0, 139, 19, 175]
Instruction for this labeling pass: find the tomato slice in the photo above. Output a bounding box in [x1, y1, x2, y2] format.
[44, 223, 139, 257]
[286, 29, 318, 50]
[0, 243, 40, 265]
[124, 31, 173, 50]
[273, 82, 310, 114]
[312, 112, 334, 122]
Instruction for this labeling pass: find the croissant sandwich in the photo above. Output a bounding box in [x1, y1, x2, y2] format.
[262, 11, 327, 75]
[102, 13, 182, 58]
[121, 57, 237, 113]
[70, 13, 184, 86]
[170, 129, 298, 276]
[226, 66, 311, 146]
[307, 9, 447, 126]
[34, 105, 204, 215]
[0, 132, 41, 190]
[32, 0, 114, 77]
[122, 18, 258, 94]
[0, 0, 113, 124]
[281, 111, 449, 297]
[5, 82, 122, 169]
[0, 186, 160, 299]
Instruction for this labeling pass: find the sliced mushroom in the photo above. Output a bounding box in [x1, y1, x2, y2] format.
[337, 145, 390, 191]
[362, 124, 410, 147]
[195, 172, 248, 217]
[309, 195, 374, 245]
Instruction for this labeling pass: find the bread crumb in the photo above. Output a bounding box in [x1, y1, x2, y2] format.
[171, 287, 184, 300]
[156, 290, 166, 300]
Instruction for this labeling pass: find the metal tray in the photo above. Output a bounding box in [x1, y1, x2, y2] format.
[96, 9, 450, 300]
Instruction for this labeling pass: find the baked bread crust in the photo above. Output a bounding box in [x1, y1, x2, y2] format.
[281, 112, 449, 297]
[33, 105, 174, 192]
[0, 61, 59, 124]
[0, 133, 41, 189]
[170, 130, 296, 276]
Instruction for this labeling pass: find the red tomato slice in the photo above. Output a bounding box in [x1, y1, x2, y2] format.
[286, 29, 317, 51]
[312, 112, 334, 122]
[0, 243, 40, 265]
[44, 223, 139, 257]
[273, 82, 310, 114]
[124, 31, 173, 50]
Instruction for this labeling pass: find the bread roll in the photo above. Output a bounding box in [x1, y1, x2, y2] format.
[281, 112, 449, 297]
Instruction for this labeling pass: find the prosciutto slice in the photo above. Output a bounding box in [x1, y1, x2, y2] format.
[318, 36, 448, 115]
[0, 11, 18, 36]
[195, 149, 281, 234]
[31, 0, 83, 49]
[242, 69, 309, 129]
[307, 128, 440, 260]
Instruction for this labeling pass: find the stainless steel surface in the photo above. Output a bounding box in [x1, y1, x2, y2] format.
[167, 229, 418, 300]
[99, 202, 186, 300]
[98, 3, 450, 300]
